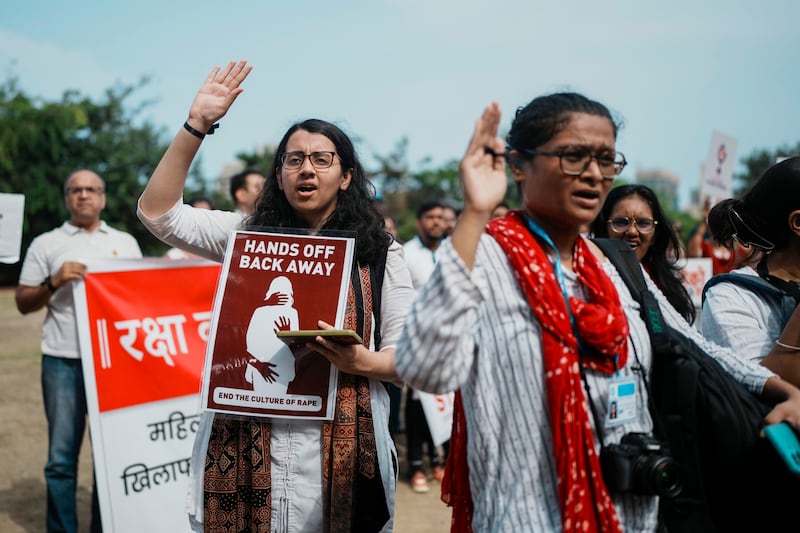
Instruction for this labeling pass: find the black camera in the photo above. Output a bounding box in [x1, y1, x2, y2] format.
[600, 432, 682, 498]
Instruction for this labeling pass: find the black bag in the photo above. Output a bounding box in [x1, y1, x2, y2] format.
[594, 238, 800, 533]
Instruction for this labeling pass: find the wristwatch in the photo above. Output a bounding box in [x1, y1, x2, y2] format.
[41, 275, 57, 292]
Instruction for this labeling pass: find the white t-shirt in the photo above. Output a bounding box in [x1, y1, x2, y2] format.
[402, 236, 439, 291]
[18, 221, 142, 358]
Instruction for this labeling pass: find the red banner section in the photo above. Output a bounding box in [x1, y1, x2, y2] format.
[83, 263, 220, 412]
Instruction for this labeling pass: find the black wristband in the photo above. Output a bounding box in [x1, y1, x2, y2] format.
[183, 121, 219, 140]
[42, 275, 57, 292]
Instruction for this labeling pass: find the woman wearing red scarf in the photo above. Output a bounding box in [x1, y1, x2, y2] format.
[395, 94, 800, 532]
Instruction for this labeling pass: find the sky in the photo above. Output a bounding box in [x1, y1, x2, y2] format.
[2, 0, 799, 210]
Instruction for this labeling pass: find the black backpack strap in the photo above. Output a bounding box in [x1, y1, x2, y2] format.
[593, 242, 713, 529]
[592, 239, 671, 347]
[703, 272, 799, 308]
[592, 238, 648, 300]
[593, 238, 686, 443]
[757, 256, 800, 303]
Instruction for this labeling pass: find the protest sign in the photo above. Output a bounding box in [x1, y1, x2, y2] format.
[201, 230, 355, 420]
[419, 391, 454, 447]
[0, 193, 25, 263]
[74, 258, 220, 532]
[700, 130, 738, 205]
[680, 257, 713, 325]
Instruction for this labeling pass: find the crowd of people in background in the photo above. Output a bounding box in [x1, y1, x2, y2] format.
[12, 59, 800, 533]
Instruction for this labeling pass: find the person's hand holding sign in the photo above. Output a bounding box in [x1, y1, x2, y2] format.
[309, 320, 401, 384]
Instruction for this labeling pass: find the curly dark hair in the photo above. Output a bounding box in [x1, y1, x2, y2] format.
[248, 119, 390, 265]
[591, 184, 696, 323]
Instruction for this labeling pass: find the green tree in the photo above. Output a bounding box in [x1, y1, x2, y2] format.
[735, 142, 800, 196]
[235, 145, 276, 177]
[0, 76, 178, 282]
[370, 138, 524, 241]
[371, 137, 411, 212]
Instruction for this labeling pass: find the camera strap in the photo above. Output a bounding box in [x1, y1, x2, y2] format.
[577, 342, 651, 451]
[577, 361, 608, 449]
[589, 238, 671, 444]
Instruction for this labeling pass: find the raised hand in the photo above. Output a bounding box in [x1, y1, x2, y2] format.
[451, 102, 507, 270]
[139, 61, 254, 219]
[187, 60, 253, 131]
[459, 102, 507, 216]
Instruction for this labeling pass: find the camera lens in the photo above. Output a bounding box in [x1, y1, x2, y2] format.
[638, 455, 682, 498]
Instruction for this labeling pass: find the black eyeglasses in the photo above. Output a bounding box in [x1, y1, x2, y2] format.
[65, 186, 104, 196]
[608, 216, 658, 234]
[279, 151, 339, 170]
[520, 148, 626, 180]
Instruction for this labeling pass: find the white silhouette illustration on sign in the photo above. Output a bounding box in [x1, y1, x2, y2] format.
[244, 276, 299, 395]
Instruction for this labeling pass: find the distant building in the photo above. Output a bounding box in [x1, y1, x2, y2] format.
[636, 168, 680, 211]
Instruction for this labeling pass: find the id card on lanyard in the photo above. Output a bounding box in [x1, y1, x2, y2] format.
[606, 375, 638, 427]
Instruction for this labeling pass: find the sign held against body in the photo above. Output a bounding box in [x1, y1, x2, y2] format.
[202, 229, 355, 421]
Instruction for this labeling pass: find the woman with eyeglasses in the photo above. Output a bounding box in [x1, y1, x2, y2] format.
[137, 61, 414, 532]
[702, 157, 800, 385]
[590, 184, 696, 323]
[395, 93, 800, 532]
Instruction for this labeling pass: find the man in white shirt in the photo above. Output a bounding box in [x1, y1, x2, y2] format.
[16, 169, 142, 533]
[403, 200, 446, 287]
[401, 200, 448, 493]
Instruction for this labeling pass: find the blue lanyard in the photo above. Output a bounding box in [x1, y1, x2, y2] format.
[523, 215, 620, 370]
[523, 215, 572, 312]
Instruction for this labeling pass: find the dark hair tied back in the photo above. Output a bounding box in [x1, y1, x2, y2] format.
[506, 92, 620, 153]
[709, 156, 800, 253]
[707, 198, 744, 249]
